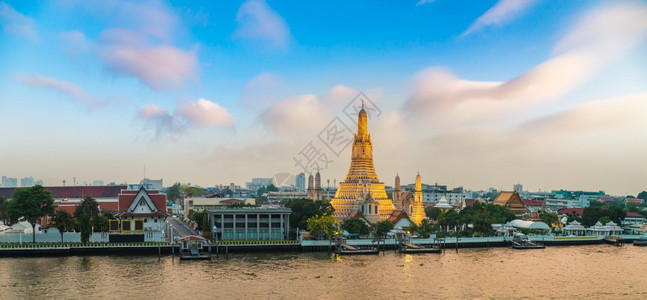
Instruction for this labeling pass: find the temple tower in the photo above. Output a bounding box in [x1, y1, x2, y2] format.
[393, 173, 402, 210]
[411, 172, 426, 225]
[307, 173, 315, 200]
[315, 169, 322, 200]
[330, 101, 394, 222]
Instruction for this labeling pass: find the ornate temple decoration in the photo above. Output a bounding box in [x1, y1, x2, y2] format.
[330, 101, 395, 223]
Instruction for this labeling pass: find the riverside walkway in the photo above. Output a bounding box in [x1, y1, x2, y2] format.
[1, 235, 645, 256]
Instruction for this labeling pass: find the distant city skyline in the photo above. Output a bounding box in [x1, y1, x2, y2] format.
[1, 1, 646, 195]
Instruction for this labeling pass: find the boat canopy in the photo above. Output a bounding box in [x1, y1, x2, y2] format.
[508, 220, 550, 231]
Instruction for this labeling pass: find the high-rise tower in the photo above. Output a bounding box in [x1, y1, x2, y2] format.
[330, 101, 394, 222]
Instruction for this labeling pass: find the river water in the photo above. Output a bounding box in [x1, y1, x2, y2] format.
[1, 244, 646, 299]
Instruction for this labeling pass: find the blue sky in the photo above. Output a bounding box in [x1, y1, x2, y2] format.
[1, 0, 646, 195]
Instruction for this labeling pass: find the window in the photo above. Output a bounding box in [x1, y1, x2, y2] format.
[154, 218, 157, 223]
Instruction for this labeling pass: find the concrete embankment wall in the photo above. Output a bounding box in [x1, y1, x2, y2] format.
[0, 245, 178, 257]
[1, 235, 641, 257]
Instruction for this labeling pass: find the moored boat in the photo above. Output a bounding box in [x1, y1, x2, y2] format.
[511, 233, 545, 249]
[178, 235, 211, 260]
[633, 237, 647, 247]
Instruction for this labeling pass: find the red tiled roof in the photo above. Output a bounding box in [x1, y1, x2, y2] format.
[464, 199, 476, 207]
[0, 185, 127, 199]
[626, 198, 644, 205]
[599, 196, 614, 202]
[523, 199, 544, 207]
[558, 208, 584, 216]
[387, 210, 410, 224]
[115, 212, 168, 217]
[626, 212, 646, 218]
[53, 200, 119, 215]
[116, 188, 168, 217]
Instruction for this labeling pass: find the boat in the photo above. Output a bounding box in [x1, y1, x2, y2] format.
[177, 235, 211, 260]
[511, 233, 545, 249]
[633, 237, 647, 247]
[399, 241, 441, 254]
[334, 242, 379, 255]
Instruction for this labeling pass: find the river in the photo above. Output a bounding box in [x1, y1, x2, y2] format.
[1, 244, 646, 299]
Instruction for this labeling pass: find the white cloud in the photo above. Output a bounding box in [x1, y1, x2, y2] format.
[553, 2, 647, 56]
[0, 2, 38, 41]
[137, 105, 181, 139]
[261, 94, 331, 136]
[138, 99, 233, 139]
[97, 1, 197, 90]
[59, 30, 92, 57]
[461, 0, 535, 37]
[175, 99, 234, 128]
[395, 2, 647, 192]
[234, 0, 291, 51]
[19, 74, 106, 109]
[240, 72, 286, 109]
[406, 2, 647, 127]
[259, 85, 359, 137]
[416, 0, 436, 7]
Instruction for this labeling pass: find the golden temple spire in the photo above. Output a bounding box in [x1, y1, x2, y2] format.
[357, 101, 368, 137]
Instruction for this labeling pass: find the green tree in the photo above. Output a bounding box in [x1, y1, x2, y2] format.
[189, 209, 207, 231]
[52, 210, 74, 242]
[438, 210, 460, 232]
[582, 207, 602, 227]
[625, 202, 639, 212]
[283, 198, 334, 230]
[166, 182, 185, 203]
[202, 213, 211, 239]
[183, 184, 205, 198]
[266, 184, 279, 192]
[374, 220, 394, 237]
[306, 214, 338, 240]
[425, 206, 442, 220]
[604, 204, 625, 225]
[637, 191, 647, 201]
[75, 196, 100, 243]
[74, 196, 100, 220]
[599, 216, 611, 225]
[7, 185, 56, 243]
[0, 195, 8, 224]
[540, 212, 560, 228]
[341, 217, 369, 236]
[92, 214, 109, 232]
[412, 219, 434, 238]
[79, 204, 91, 243]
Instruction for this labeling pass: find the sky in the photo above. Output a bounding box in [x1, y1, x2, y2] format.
[1, 0, 646, 195]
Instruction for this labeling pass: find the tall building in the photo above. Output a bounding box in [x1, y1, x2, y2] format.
[330, 101, 395, 223]
[140, 178, 163, 190]
[1, 176, 17, 187]
[20, 177, 35, 187]
[296, 172, 305, 191]
[246, 177, 273, 191]
[513, 183, 523, 193]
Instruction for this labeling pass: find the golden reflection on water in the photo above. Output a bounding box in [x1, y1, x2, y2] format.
[1, 245, 647, 299]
